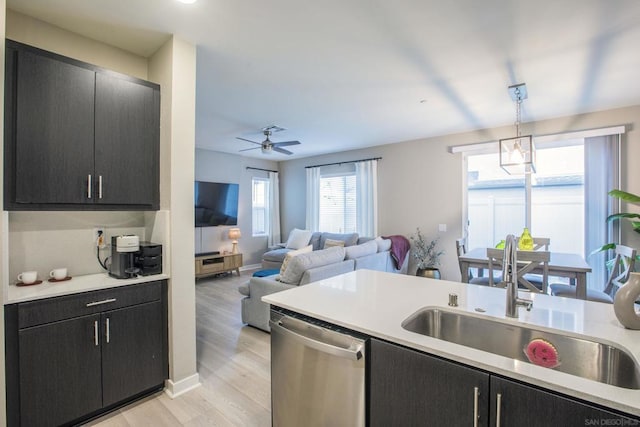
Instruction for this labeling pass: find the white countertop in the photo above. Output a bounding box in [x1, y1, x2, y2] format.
[263, 269, 640, 417]
[6, 272, 170, 304]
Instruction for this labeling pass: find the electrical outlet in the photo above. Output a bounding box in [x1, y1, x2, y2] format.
[438, 223, 447, 232]
[93, 227, 106, 248]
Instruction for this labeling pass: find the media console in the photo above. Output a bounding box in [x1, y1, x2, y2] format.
[195, 252, 242, 278]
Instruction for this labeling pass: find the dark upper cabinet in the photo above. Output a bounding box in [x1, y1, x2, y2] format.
[95, 72, 159, 206]
[4, 40, 160, 210]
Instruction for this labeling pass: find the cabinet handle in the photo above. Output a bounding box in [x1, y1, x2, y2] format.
[106, 317, 110, 343]
[98, 175, 103, 199]
[496, 393, 502, 427]
[473, 386, 479, 427]
[86, 298, 117, 307]
[94, 320, 99, 346]
[87, 174, 92, 199]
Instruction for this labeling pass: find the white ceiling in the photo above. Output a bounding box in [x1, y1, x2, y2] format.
[8, 0, 640, 159]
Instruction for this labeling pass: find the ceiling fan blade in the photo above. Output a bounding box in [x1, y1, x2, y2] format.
[236, 136, 261, 145]
[272, 140, 300, 147]
[239, 146, 260, 152]
[273, 146, 293, 155]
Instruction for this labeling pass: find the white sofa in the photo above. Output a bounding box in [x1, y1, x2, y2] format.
[239, 235, 408, 331]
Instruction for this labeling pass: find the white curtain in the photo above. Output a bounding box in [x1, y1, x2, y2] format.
[305, 167, 321, 231]
[268, 171, 281, 247]
[355, 159, 378, 237]
[584, 134, 620, 290]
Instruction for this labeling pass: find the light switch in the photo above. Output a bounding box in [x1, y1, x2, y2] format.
[438, 224, 447, 232]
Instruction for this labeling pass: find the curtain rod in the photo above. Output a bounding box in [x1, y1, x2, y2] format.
[246, 166, 278, 173]
[305, 157, 382, 169]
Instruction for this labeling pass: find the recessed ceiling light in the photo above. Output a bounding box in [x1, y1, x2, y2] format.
[176, 0, 197, 4]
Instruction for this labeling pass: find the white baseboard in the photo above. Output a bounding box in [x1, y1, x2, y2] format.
[241, 263, 261, 271]
[164, 373, 201, 398]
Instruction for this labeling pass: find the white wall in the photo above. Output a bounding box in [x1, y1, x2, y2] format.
[148, 36, 199, 394]
[280, 105, 640, 282]
[6, 9, 148, 80]
[194, 149, 279, 266]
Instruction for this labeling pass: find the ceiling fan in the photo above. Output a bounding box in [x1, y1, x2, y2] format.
[237, 126, 301, 155]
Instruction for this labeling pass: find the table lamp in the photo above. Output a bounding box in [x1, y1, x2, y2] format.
[228, 228, 241, 254]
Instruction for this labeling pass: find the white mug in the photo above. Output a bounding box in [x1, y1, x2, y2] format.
[17, 271, 38, 284]
[49, 268, 68, 281]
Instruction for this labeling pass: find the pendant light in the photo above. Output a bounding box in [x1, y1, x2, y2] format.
[499, 83, 535, 175]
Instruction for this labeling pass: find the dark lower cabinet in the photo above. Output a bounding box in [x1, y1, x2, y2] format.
[102, 301, 164, 407]
[5, 281, 168, 427]
[370, 338, 490, 426]
[18, 314, 102, 427]
[369, 338, 639, 426]
[490, 376, 639, 426]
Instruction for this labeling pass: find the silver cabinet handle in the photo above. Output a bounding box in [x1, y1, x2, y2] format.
[98, 175, 103, 199]
[496, 393, 502, 427]
[94, 320, 99, 346]
[87, 174, 92, 199]
[269, 319, 364, 360]
[473, 386, 479, 427]
[106, 317, 110, 343]
[86, 298, 116, 307]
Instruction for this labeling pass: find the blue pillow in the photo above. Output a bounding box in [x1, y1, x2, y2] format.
[252, 269, 280, 277]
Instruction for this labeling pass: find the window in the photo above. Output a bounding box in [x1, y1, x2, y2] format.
[252, 178, 270, 236]
[466, 139, 584, 255]
[319, 173, 356, 233]
[307, 159, 378, 236]
[464, 132, 621, 288]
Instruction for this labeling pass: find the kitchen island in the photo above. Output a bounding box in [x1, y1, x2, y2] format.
[263, 269, 640, 421]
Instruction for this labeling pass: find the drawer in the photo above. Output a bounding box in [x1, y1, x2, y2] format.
[199, 260, 225, 274]
[18, 281, 163, 329]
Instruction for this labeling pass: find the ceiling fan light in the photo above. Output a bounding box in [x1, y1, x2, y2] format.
[261, 145, 273, 154]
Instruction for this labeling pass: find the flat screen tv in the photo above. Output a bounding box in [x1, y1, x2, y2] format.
[194, 181, 239, 227]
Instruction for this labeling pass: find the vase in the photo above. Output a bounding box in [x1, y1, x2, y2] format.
[416, 268, 441, 280]
[613, 272, 640, 330]
[518, 227, 534, 251]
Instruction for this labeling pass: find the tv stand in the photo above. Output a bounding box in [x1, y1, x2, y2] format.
[195, 252, 242, 279]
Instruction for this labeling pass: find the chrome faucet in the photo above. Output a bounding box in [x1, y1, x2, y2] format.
[502, 234, 533, 318]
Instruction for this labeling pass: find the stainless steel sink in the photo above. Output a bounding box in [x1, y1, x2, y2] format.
[401, 307, 640, 389]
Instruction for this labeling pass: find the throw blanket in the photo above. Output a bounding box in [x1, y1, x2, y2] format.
[383, 235, 410, 270]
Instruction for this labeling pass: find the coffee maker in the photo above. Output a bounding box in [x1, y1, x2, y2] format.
[109, 235, 140, 279]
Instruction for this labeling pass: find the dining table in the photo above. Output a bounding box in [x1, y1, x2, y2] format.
[458, 247, 592, 299]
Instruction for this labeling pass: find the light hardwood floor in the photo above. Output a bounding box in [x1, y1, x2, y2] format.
[86, 270, 271, 426]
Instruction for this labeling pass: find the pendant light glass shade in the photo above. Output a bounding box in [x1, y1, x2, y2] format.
[499, 135, 535, 174]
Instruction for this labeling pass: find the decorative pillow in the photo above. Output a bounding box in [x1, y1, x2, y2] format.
[285, 228, 313, 249]
[280, 245, 313, 275]
[320, 232, 359, 249]
[345, 240, 378, 260]
[375, 236, 392, 252]
[324, 238, 346, 249]
[278, 246, 346, 285]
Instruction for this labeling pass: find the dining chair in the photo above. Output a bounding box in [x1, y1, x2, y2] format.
[456, 238, 496, 285]
[550, 245, 637, 303]
[486, 248, 550, 293]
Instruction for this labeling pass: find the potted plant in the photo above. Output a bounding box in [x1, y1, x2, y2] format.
[410, 227, 444, 279]
[592, 189, 640, 268]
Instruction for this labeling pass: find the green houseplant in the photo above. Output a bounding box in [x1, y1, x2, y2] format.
[410, 228, 444, 279]
[592, 189, 640, 266]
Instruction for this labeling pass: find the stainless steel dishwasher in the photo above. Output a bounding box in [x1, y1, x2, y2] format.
[270, 309, 366, 427]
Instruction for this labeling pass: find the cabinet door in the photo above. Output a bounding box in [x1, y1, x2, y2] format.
[19, 314, 102, 427]
[95, 73, 159, 207]
[490, 376, 639, 425]
[101, 301, 166, 407]
[15, 49, 95, 204]
[370, 338, 490, 426]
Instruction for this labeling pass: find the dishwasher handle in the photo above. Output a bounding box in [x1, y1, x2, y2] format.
[269, 319, 364, 361]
